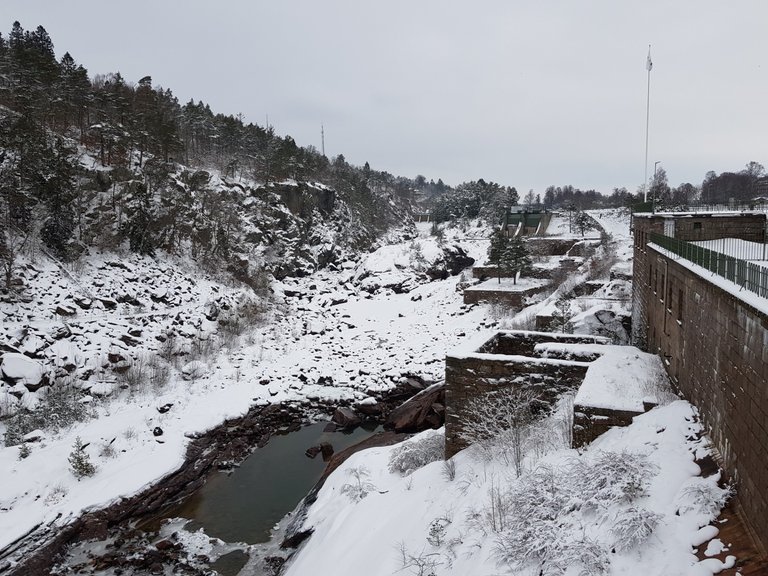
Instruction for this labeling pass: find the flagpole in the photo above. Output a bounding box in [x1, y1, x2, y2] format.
[644, 45, 652, 203]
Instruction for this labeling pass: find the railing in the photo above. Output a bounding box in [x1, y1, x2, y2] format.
[633, 201, 768, 214]
[650, 233, 768, 299]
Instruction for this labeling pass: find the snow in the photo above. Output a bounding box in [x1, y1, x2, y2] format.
[0, 354, 45, 385]
[464, 276, 550, 292]
[0, 206, 738, 574]
[545, 343, 671, 411]
[0, 226, 491, 556]
[285, 402, 729, 576]
[545, 213, 601, 239]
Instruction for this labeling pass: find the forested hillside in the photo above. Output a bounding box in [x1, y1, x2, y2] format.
[0, 21, 428, 289]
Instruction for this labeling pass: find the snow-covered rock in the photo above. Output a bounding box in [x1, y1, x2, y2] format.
[0, 353, 47, 390]
[181, 360, 208, 381]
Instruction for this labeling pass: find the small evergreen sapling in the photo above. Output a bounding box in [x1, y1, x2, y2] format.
[18, 442, 31, 460]
[68, 436, 96, 479]
[549, 293, 575, 333]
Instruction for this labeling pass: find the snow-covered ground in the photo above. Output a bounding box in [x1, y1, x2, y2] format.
[0, 209, 735, 576]
[0, 224, 492, 557]
[281, 211, 734, 576]
[284, 402, 733, 576]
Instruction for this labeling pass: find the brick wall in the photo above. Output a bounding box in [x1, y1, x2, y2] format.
[632, 213, 768, 551]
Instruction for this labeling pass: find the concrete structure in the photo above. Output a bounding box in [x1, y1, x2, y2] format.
[444, 331, 605, 458]
[444, 331, 666, 458]
[503, 208, 551, 237]
[632, 211, 768, 552]
[462, 278, 550, 308]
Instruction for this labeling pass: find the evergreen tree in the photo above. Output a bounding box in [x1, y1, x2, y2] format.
[487, 229, 508, 283]
[68, 436, 96, 479]
[39, 139, 77, 259]
[549, 293, 575, 333]
[123, 182, 155, 255]
[572, 210, 596, 237]
[501, 234, 532, 284]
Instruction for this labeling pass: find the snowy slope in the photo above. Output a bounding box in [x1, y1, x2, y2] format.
[0, 226, 491, 557]
[285, 402, 733, 576]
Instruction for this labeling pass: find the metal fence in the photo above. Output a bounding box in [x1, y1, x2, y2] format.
[650, 232, 768, 299]
[633, 201, 768, 214]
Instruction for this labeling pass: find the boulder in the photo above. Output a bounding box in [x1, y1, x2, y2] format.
[356, 398, 382, 416]
[181, 360, 208, 381]
[320, 441, 334, 460]
[55, 303, 77, 316]
[385, 382, 446, 432]
[1, 353, 47, 390]
[331, 407, 361, 429]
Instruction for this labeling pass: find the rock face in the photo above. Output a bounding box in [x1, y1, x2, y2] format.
[426, 245, 475, 280]
[385, 382, 446, 432]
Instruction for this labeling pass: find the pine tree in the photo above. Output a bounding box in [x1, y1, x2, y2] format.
[68, 436, 96, 479]
[123, 182, 155, 255]
[501, 235, 532, 284]
[487, 229, 509, 283]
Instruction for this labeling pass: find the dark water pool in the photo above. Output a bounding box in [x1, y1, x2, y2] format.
[161, 421, 379, 545]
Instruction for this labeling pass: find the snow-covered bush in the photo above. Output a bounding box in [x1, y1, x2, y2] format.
[483, 451, 660, 575]
[457, 387, 538, 475]
[441, 458, 456, 481]
[426, 517, 450, 547]
[676, 477, 733, 520]
[568, 450, 657, 511]
[397, 542, 442, 576]
[388, 431, 445, 476]
[18, 442, 31, 460]
[610, 507, 662, 552]
[3, 380, 90, 446]
[340, 466, 375, 502]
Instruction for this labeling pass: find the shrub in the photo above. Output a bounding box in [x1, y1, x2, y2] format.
[3, 379, 90, 446]
[457, 387, 538, 475]
[610, 507, 662, 552]
[18, 442, 31, 460]
[676, 477, 733, 520]
[340, 466, 375, 502]
[388, 431, 445, 476]
[441, 459, 456, 482]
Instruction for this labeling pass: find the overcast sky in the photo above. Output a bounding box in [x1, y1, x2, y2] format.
[4, 1, 767, 193]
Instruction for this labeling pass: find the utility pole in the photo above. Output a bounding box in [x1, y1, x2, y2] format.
[644, 45, 653, 203]
[321, 124, 326, 157]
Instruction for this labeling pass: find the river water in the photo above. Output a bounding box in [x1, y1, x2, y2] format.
[156, 421, 381, 574]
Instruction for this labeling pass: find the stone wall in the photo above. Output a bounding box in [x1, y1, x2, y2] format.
[475, 331, 605, 356]
[572, 405, 646, 448]
[527, 238, 582, 256]
[632, 213, 768, 552]
[463, 283, 547, 307]
[444, 332, 605, 458]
